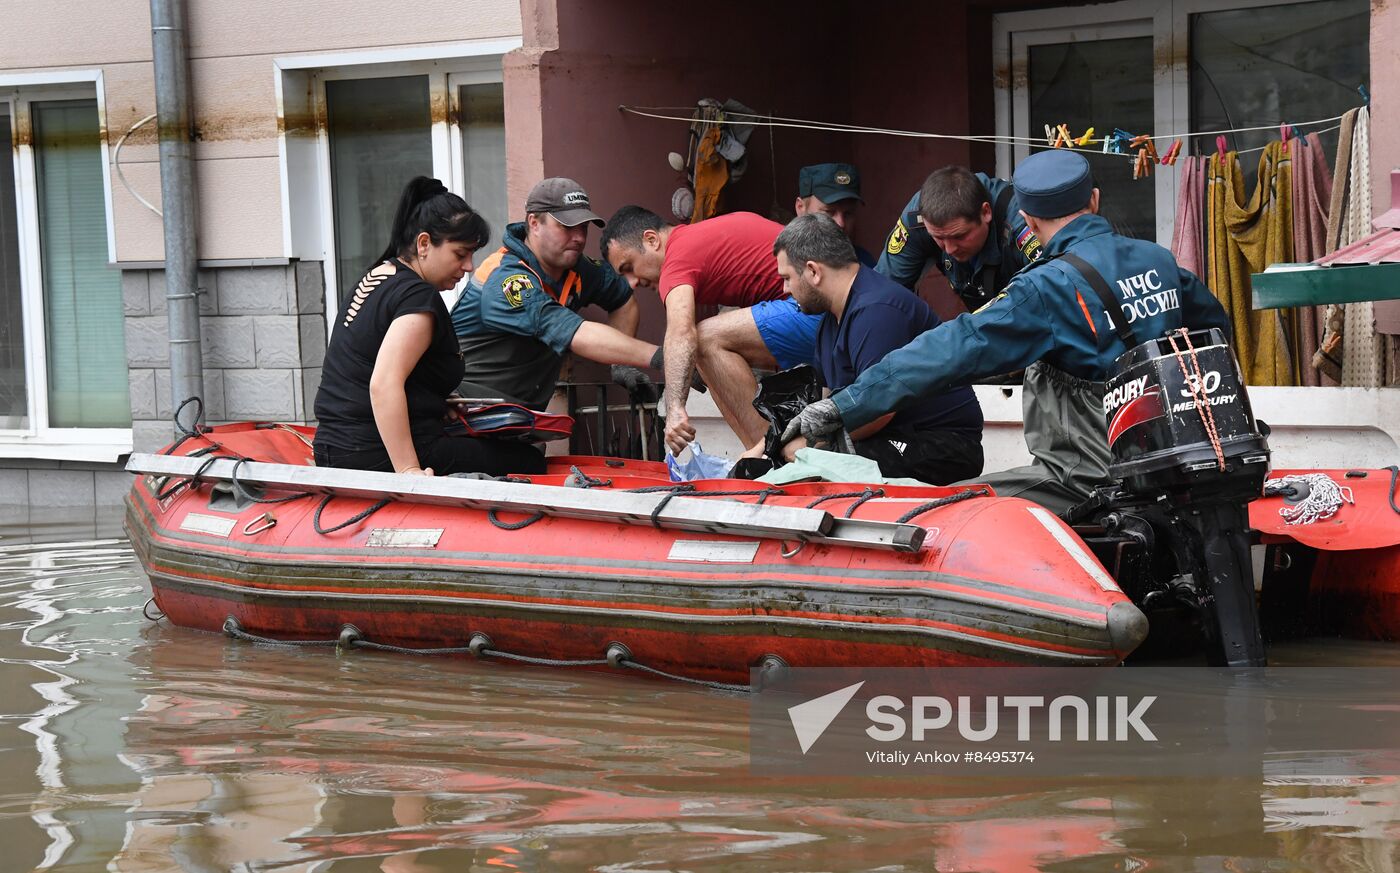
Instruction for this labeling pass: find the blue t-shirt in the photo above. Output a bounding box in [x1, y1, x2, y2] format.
[815, 266, 983, 436]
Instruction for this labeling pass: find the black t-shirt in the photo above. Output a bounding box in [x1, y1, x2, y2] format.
[313, 260, 465, 451]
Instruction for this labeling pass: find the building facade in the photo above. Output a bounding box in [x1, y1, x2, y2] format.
[0, 0, 1395, 519]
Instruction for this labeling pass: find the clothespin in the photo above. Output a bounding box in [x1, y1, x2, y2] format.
[1050, 123, 1073, 148]
[1293, 124, 1309, 146]
[1075, 126, 1095, 147]
[1160, 139, 1182, 166]
[1359, 84, 1370, 105]
[1215, 135, 1229, 157]
[1104, 128, 1133, 155]
[1045, 124, 1058, 147]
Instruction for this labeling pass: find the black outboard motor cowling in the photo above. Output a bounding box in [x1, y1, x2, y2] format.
[1101, 328, 1271, 667]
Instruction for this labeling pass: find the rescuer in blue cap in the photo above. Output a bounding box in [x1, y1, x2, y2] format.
[875, 166, 1041, 312]
[794, 163, 876, 267]
[783, 149, 1231, 513]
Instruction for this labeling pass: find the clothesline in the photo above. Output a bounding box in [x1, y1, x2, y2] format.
[618, 105, 1354, 159]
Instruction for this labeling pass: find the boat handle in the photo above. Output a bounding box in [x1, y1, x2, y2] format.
[779, 540, 805, 559]
[243, 512, 277, 535]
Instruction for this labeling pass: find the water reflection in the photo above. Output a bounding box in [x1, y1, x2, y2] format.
[0, 528, 1398, 871]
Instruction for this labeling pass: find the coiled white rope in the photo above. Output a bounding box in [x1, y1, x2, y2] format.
[1263, 473, 1354, 525]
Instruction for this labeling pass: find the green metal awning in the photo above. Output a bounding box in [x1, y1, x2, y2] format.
[1251, 262, 1400, 310]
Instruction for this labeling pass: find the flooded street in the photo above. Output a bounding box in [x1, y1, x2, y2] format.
[1, 514, 1399, 872]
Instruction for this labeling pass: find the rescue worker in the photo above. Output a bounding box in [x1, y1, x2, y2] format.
[756, 213, 984, 484]
[794, 162, 876, 267]
[784, 149, 1232, 514]
[877, 166, 1042, 312]
[450, 178, 658, 411]
[601, 206, 818, 455]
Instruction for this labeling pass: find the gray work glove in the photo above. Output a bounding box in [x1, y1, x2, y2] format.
[648, 347, 708, 393]
[782, 398, 843, 443]
[611, 364, 660, 404]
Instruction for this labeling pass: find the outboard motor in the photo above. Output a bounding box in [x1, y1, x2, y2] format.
[1101, 327, 1271, 666]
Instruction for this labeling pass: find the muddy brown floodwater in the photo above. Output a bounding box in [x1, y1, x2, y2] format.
[1, 512, 1399, 872]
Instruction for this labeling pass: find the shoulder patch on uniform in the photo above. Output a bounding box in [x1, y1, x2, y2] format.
[501, 272, 533, 308]
[1016, 226, 1043, 262]
[973, 291, 1009, 315]
[586, 256, 603, 267]
[887, 219, 909, 255]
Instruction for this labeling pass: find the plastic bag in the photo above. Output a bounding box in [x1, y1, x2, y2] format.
[753, 365, 824, 460]
[666, 440, 733, 482]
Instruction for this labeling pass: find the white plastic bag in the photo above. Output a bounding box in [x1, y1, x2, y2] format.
[666, 440, 732, 482]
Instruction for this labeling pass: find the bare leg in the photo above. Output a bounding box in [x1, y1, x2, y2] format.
[695, 308, 778, 448]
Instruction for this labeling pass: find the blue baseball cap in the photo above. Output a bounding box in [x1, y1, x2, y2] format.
[798, 163, 863, 204]
[1013, 150, 1095, 218]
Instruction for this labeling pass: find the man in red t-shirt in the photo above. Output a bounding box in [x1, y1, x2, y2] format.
[602, 207, 822, 454]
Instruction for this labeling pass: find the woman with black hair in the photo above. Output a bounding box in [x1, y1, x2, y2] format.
[313, 177, 546, 477]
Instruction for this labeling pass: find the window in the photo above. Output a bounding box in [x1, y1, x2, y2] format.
[274, 44, 516, 325]
[995, 0, 1369, 246]
[0, 78, 130, 459]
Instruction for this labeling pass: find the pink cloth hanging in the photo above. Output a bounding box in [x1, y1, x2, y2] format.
[1291, 131, 1334, 386]
[1172, 155, 1207, 279]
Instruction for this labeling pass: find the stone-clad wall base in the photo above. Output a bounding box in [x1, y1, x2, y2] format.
[123, 261, 325, 453]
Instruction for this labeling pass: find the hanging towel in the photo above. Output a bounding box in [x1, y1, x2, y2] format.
[1172, 155, 1208, 279]
[1291, 131, 1334, 386]
[1208, 142, 1297, 385]
[1320, 107, 1392, 387]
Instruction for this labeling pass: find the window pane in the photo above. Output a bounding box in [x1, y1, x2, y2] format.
[1191, 0, 1369, 188]
[0, 110, 28, 429]
[33, 99, 130, 428]
[1028, 36, 1156, 240]
[460, 83, 506, 249]
[325, 76, 433, 307]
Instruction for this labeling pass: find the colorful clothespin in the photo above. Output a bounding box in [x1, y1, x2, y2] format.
[1293, 124, 1309, 146]
[1359, 84, 1371, 105]
[1280, 123, 1292, 153]
[1104, 128, 1133, 155]
[1216, 135, 1229, 157]
[1075, 126, 1095, 147]
[1128, 134, 1158, 179]
[1159, 139, 1182, 166]
[1045, 124, 1058, 147]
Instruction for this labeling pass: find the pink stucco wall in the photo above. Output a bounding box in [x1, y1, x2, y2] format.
[507, 0, 988, 341]
[1371, 0, 1398, 215]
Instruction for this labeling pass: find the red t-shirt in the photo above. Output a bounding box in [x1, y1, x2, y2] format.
[658, 212, 786, 306]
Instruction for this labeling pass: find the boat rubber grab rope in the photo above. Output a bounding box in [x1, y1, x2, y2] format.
[1386, 465, 1400, 516]
[488, 509, 546, 530]
[645, 487, 786, 529]
[805, 487, 885, 518]
[164, 396, 223, 457]
[312, 493, 392, 535]
[228, 457, 314, 505]
[1263, 473, 1354, 525]
[221, 618, 750, 693]
[895, 487, 991, 524]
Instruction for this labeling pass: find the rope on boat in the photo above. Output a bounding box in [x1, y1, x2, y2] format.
[143, 598, 165, 621]
[1386, 465, 1400, 516]
[805, 487, 885, 518]
[229, 457, 314, 505]
[487, 509, 546, 530]
[894, 487, 991, 524]
[220, 619, 755, 693]
[1263, 473, 1354, 525]
[312, 494, 393, 535]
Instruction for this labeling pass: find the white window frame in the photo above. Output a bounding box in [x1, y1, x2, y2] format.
[272, 39, 519, 335]
[0, 70, 131, 462]
[993, 0, 1344, 248]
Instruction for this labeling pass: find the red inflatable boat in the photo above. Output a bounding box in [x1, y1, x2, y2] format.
[124, 423, 1149, 686]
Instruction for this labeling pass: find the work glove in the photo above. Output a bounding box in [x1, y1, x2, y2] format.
[781, 398, 843, 443]
[611, 364, 660, 403]
[648, 347, 708, 393]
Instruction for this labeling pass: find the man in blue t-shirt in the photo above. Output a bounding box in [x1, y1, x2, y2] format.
[765, 213, 984, 485]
